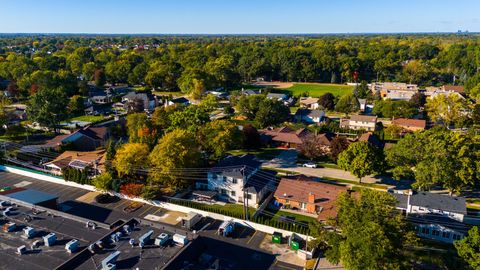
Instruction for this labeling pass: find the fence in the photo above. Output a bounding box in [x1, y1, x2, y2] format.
[0, 164, 311, 239]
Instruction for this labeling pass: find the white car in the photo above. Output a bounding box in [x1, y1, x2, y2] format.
[302, 162, 317, 168]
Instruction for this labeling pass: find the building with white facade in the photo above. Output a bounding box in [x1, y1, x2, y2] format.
[393, 190, 469, 243]
[340, 115, 377, 131]
[200, 155, 276, 208]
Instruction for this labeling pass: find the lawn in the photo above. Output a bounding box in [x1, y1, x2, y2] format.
[285, 83, 354, 97]
[70, 115, 108, 123]
[228, 148, 284, 160]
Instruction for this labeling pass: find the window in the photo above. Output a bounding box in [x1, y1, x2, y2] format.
[221, 189, 227, 195]
[432, 230, 440, 236]
[421, 228, 430, 234]
[223, 176, 227, 182]
[442, 232, 451, 239]
[453, 234, 462, 240]
[231, 191, 236, 197]
[232, 178, 238, 184]
[246, 194, 252, 200]
[301, 202, 307, 209]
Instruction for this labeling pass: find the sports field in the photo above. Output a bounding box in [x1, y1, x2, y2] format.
[285, 83, 354, 97]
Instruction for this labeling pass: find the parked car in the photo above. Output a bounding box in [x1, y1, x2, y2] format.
[302, 162, 317, 168]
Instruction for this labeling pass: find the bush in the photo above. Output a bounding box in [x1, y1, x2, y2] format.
[120, 183, 144, 197]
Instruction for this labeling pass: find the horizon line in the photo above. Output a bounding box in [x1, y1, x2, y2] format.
[0, 31, 477, 36]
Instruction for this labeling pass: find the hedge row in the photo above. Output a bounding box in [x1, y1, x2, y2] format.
[169, 199, 311, 235]
[61, 167, 91, 185]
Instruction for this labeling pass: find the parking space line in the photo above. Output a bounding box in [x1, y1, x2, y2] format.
[151, 207, 164, 216]
[112, 199, 130, 210]
[137, 205, 155, 218]
[246, 230, 258, 244]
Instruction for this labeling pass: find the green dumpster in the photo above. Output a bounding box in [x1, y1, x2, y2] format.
[290, 240, 299, 250]
[272, 232, 282, 244]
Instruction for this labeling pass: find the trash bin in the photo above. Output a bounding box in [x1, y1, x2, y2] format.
[272, 232, 282, 244]
[290, 240, 299, 250]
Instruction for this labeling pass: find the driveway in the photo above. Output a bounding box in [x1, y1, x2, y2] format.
[262, 149, 298, 168]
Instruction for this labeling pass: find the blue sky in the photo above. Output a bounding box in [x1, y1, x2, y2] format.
[1, 0, 479, 34]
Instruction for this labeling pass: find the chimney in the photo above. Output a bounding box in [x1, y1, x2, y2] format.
[308, 192, 315, 204]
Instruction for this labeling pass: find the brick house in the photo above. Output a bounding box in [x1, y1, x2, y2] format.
[273, 175, 350, 221]
[392, 118, 427, 132]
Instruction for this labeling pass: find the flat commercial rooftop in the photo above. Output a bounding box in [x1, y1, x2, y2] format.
[0, 203, 107, 270]
[4, 189, 58, 205]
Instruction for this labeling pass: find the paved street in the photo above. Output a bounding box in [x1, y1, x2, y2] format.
[261, 149, 415, 190]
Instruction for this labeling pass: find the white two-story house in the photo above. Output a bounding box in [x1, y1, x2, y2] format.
[340, 115, 377, 131]
[200, 155, 276, 208]
[393, 190, 469, 243]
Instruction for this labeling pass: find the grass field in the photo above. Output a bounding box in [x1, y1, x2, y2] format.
[285, 83, 354, 97]
[70, 115, 108, 123]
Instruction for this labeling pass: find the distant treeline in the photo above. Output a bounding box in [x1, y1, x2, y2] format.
[2, 34, 480, 98]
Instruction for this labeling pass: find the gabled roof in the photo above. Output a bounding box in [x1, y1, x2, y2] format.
[349, 115, 377, 123]
[392, 118, 427, 129]
[261, 126, 311, 144]
[299, 97, 319, 105]
[44, 150, 106, 171]
[244, 170, 277, 194]
[442, 85, 464, 93]
[77, 126, 108, 140]
[295, 109, 324, 118]
[274, 175, 349, 220]
[393, 192, 467, 215]
[211, 154, 261, 178]
[171, 97, 190, 104]
[266, 93, 287, 99]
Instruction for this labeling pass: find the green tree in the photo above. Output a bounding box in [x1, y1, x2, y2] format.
[113, 143, 149, 178]
[68, 95, 85, 115]
[149, 129, 201, 188]
[27, 87, 69, 132]
[92, 172, 113, 193]
[454, 226, 480, 270]
[235, 94, 265, 120]
[426, 94, 468, 127]
[323, 189, 416, 270]
[386, 128, 480, 193]
[337, 141, 384, 183]
[335, 93, 359, 114]
[255, 99, 290, 128]
[168, 105, 209, 132]
[373, 99, 417, 118]
[198, 120, 242, 158]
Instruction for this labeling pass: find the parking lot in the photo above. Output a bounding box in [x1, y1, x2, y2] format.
[0, 171, 304, 269]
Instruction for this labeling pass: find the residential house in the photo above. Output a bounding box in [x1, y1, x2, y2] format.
[299, 97, 320, 110]
[260, 126, 311, 148]
[242, 89, 260, 96]
[44, 126, 109, 151]
[393, 190, 469, 243]
[266, 93, 287, 101]
[166, 97, 191, 107]
[203, 155, 276, 208]
[392, 118, 427, 132]
[340, 115, 378, 131]
[122, 92, 158, 111]
[267, 92, 293, 106]
[274, 175, 350, 221]
[44, 150, 106, 176]
[90, 93, 112, 104]
[294, 109, 325, 124]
